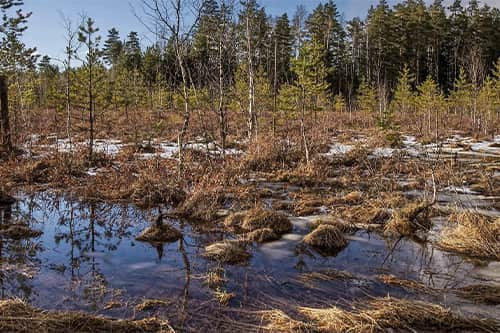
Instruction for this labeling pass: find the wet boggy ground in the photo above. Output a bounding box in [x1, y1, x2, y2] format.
[1, 133, 499, 332]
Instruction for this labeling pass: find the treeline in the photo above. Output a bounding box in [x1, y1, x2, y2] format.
[2, 0, 500, 155]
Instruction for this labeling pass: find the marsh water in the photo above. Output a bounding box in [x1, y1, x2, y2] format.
[1, 185, 499, 329]
[2, 135, 500, 330]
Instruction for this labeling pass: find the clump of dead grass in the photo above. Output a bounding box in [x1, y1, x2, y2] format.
[310, 217, 357, 234]
[136, 224, 182, 243]
[299, 269, 354, 285]
[134, 299, 170, 312]
[244, 228, 280, 243]
[213, 289, 235, 306]
[456, 285, 500, 305]
[265, 297, 498, 333]
[0, 299, 171, 333]
[291, 193, 327, 216]
[131, 171, 185, 208]
[378, 274, 435, 294]
[176, 185, 227, 221]
[261, 309, 314, 332]
[223, 211, 247, 229]
[203, 240, 251, 264]
[384, 201, 434, 237]
[438, 212, 499, 260]
[303, 225, 348, 254]
[240, 207, 292, 235]
[241, 137, 303, 172]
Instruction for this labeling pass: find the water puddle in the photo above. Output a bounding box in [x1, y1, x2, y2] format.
[1, 188, 498, 328]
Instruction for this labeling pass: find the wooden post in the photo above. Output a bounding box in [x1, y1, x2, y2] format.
[0, 75, 12, 153]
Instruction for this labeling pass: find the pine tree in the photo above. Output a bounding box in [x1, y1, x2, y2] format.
[306, 0, 344, 93]
[392, 65, 415, 118]
[291, 40, 329, 164]
[416, 75, 444, 136]
[78, 17, 102, 161]
[0, 0, 36, 152]
[448, 68, 473, 120]
[357, 78, 377, 115]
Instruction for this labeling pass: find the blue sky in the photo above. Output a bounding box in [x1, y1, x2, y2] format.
[22, 0, 500, 61]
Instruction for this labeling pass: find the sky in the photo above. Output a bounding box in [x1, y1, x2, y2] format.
[21, 0, 500, 62]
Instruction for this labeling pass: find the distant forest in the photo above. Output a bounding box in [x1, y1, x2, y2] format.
[1, 0, 500, 155]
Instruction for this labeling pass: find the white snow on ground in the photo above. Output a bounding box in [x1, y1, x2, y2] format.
[324, 143, 355, 156]
[323, 134, 500, 159]
[27, 137, 244, 161]
[443, 186, 479, 195]
[372, 147, 395, 158]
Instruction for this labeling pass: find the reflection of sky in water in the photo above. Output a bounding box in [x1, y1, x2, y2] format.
[0, 190, 499, 323]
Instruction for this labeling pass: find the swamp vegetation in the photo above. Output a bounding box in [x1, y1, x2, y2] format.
[0, 0, 500, 332]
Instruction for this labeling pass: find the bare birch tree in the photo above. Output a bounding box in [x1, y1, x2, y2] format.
[138, 0, 203, 169]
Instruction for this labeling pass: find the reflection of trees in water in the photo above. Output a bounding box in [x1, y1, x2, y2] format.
[0, 201, 41, 301]
[48, 195, 146, 309]
[0, 192, 151, 309]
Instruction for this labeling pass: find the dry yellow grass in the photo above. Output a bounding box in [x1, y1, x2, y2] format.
[134, 299, 170, 312]
[264, 297, 499, 333]
[0, 299, 172, 333]
[303, 225, 348, 253]
[135, 224, 182, 243]
[244, 228, 280, 243]
[439, 212, 499, 260]
[377, 274, 435, 294]
[384, 201, 433, 237]
[241, 207, 292, 235]
[456, 285, 500, 305]
[203, 240, 251, 264]
[310, 217, 357, 234]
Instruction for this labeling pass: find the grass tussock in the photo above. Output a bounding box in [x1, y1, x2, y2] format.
[384, 201, 434, 237]
[223, 211, 247, 229]
[299, 269, 354, 284]
[291, 193, 327, 216]
[240, 207, 292, 235]
[263, 297, 498, 333]
[135, 224, 182, 243]
[439, 212, 500, 260]
[310, 217, 357, 234]
[456, 285, 500, 305]
[242, 137, 303, 172]
[134, 299, 170, 312]
[303, 225, 348, 254]
[244, 228, 280, 243]
[262, 309, 315, 332]
[0, 299, 171, 333]
[377, 274, 434, 294]
[176, 183, 227, 221]
[130, 171, 185, 208]
[203, 240, 251, 264]
[0, 224, 43, 240]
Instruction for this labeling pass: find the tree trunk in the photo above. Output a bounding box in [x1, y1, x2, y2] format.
[246, 15, 256, 141]
[0, 76, 12, 154]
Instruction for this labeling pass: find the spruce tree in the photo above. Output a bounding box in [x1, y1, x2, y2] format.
[103, 28, 123, 67]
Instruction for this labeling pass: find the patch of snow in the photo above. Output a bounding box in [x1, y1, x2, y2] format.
[324, 143, 354, 156]
[372, 147, 394, 158]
